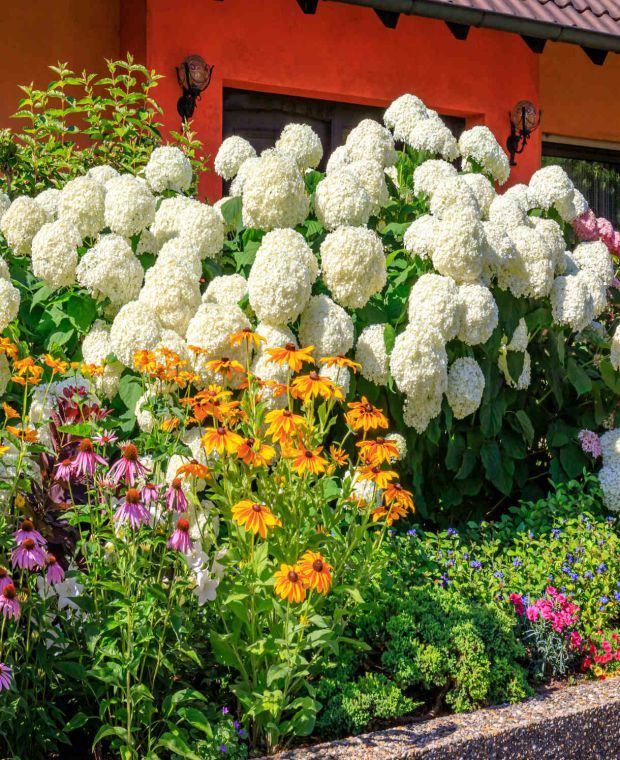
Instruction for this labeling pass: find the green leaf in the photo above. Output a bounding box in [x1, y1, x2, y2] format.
[514, 410, 534, 446]
[600, 358, 620, 394]
[219, 196, 242, 226]
[383, 323, 396, 354]
[156, 731, 201, 760]
[67, 295, 97, 332]
[567, 358, 592, 396]
[560, 444, 587, 478]
[57, 422, 93, 437]
[64, 711, 89, 732]
[118, 374, 143, 413]
[177, 707, 213, 738]
[506, 351, 524, 384]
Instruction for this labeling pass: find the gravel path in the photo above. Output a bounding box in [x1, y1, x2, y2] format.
[267, 677, 620, 759]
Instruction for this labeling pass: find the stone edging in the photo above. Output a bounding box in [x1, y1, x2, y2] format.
[267, 677, 620, 759]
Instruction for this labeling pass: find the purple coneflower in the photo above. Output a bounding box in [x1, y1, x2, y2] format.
[113, 488, 151, 530]
[55, 458, 74, 481]
[0, 584, 20, 620]
[93, 430, 118, 445]
[0, 566, 12, 592]
[167, 518, 192, 554]
[73, 438, 107, 478]
[14, 518, 46, 547]
[46, 554, 65, 585]
[141, 483, 161, 504]
[108, 443, 148, 486]
[166, 478, 188, 513]
[0, 663, 11, 692]
[12, 538, 46, 571]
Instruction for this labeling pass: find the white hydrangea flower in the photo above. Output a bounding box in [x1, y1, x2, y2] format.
[157, 328, 191, 366]
[86, 164, 119, 185]
[601, 429, 620, 461]
[156, 238, 202, 278]
[598, 463, 620, 512]
[57, 177, 105, 239]
[458, 126, 510, 185]
[0, 279, 20, 331]
[248, 232, 316, 325]
[214, 136, 257, 180]
[384, 93, 430, 141]
[343, 159, 389, 213]
[76, 234, 143, 305]
[498, 347, 531, 390]
[430, 176, 481, 220]
[488, 194, 530, 229]
[406, 118, 459, 161]
[345, 119, 397, 167]
[385, 432, 407, 461]
[456, 282, 499, 346]
[298, 294, 354, 358]
[251, 323, 297, 410]
[0, 354, 9, 396]
[508, 318, 529, 352]
[104, 174, 156, 237]
[412, 159, 457, 198]
[275, 123, 323, 170]
[139, 259, 202, 335]
[611, 325, 620, 371]
[528, 165, 574, 210]
[319, 362, 350, 396]
[110, 301, 162, 367]
[0, 255, 9, 280]
[555, 188, 589, 223]
[326, 145, 351, 174]
[34, 188, 60, 220]
[446, 357, 485, 419]
[390, 325, 447, 399]
[82, 319, 123, 399]
[1, 196, 49, 256]
[550, 273, 596, 332]
[578, 268, 607, 318]
[431, 212, 485, 283]
[531, 217, 566, 273]
[403, 390, 443, 433]
[314, 170, 372, 230]
[408, 273, 461, 341]
[203, 274, 248, 306]
[185, 302, 250, 379]
[0, 192, 11, 222]
[241, 151, 309, 231]
[482, 221, 518, 285]
[572, 240, 614, 288]
[229, 156, 260, 196]
[144, 146, 193, 193]
[505, 225, 554, 298]
[183, 200, 226, 260]
[135, 388, 158, 433]
[151, 196, 194, 247]
[403, 215, 436, 260]
[31, 219, 81, 291]
[461, 173, 496, 218]
[355, 324, 390, 386]
[320, 226, 386, 309]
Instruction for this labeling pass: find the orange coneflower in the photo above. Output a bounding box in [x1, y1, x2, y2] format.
[291, 372, 342, 402]
[356, 437, 400, 465]
[264, 408, 305, 444]
[42, 354, 68, 374]
[289, 445, 328, 476]
[298, 551, 332, 594]
[345, 397, 389, 433]
[356, 464, 398, 489]
[266, 344, 315, 373]
[383, 482, 415, 513]
[11, 358, 43, 386]
[202, 425, 244, 456]
[231, 499, 281, 539]
[80, 363, 104, 377]
[319, 355, 361, 373]
[0, 338, 18, 360]
[133, 349, 158, 374]
[2, 403, 19, 420]
[205, 357, 245, 381]
[176, 461, 210, 480]
[6, 426, 38, 444]
[229, 328, 265, 350]
[160, 417, 180, 433]
[262, 380, 288, 399]
[235, 437, 276, 468]
[329, 445, 349, 467]
[274, 564, 306, 603]
[371, 502, 409, 526]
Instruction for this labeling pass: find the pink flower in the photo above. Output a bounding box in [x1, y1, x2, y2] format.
[93, 430, 118, 445]
[570, 631, 582, 649]
[596, 217, 615, 247]
[167, 518, 192, 554]
[546, 586, 557, 597]
[45, 554, 65, 585]
[572, 209, 599, 241]
[11, 538, 46, 571]
[0, 663, 11, 692]
[113, 488, 151, 530]
[611, 233, 620, 255]
[0, 567, 12, 592]
[0, 584, 20, 620]
[73, 438, 107, 478]
[55, 458, 74, 481]
[108, 443, 148, 486]
[14, 518, 46, 547]
[526, 606, 540, 622]
[141, 483, 161, 504]
[579, 430, 602, 459]
[165, 478, 188, 513]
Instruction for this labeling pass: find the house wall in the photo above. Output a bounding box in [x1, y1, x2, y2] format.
[145, 0, 541, 200]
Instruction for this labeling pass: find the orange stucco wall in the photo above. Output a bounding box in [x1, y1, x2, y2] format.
[146, 0, 541, 201]
[540, 43, 620, 144]
[0, 2, 122, 128]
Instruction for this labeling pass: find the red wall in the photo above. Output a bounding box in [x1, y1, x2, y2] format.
[146, 0, 541, 201]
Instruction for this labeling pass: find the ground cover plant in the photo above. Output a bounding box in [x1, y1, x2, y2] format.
[0, 58, 619, 757]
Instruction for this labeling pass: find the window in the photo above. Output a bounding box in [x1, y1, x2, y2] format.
[542, 142, 620, 226]
[223, 88, 465, 171]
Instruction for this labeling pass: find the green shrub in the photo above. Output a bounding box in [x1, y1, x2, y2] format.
[382, 586, 531, 713]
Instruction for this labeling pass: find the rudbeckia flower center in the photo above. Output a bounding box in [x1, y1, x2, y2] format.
[251, 503, 262, 513]
[287, 571, 299, 583]
[312, 560, 323, 572]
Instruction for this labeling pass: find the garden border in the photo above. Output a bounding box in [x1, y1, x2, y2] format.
[269, 678, 620, 759]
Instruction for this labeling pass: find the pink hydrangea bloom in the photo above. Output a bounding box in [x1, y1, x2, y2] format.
[573, 209, 599, 241]
[596, 217, 615, 248]
[579, 429, 602, 458]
